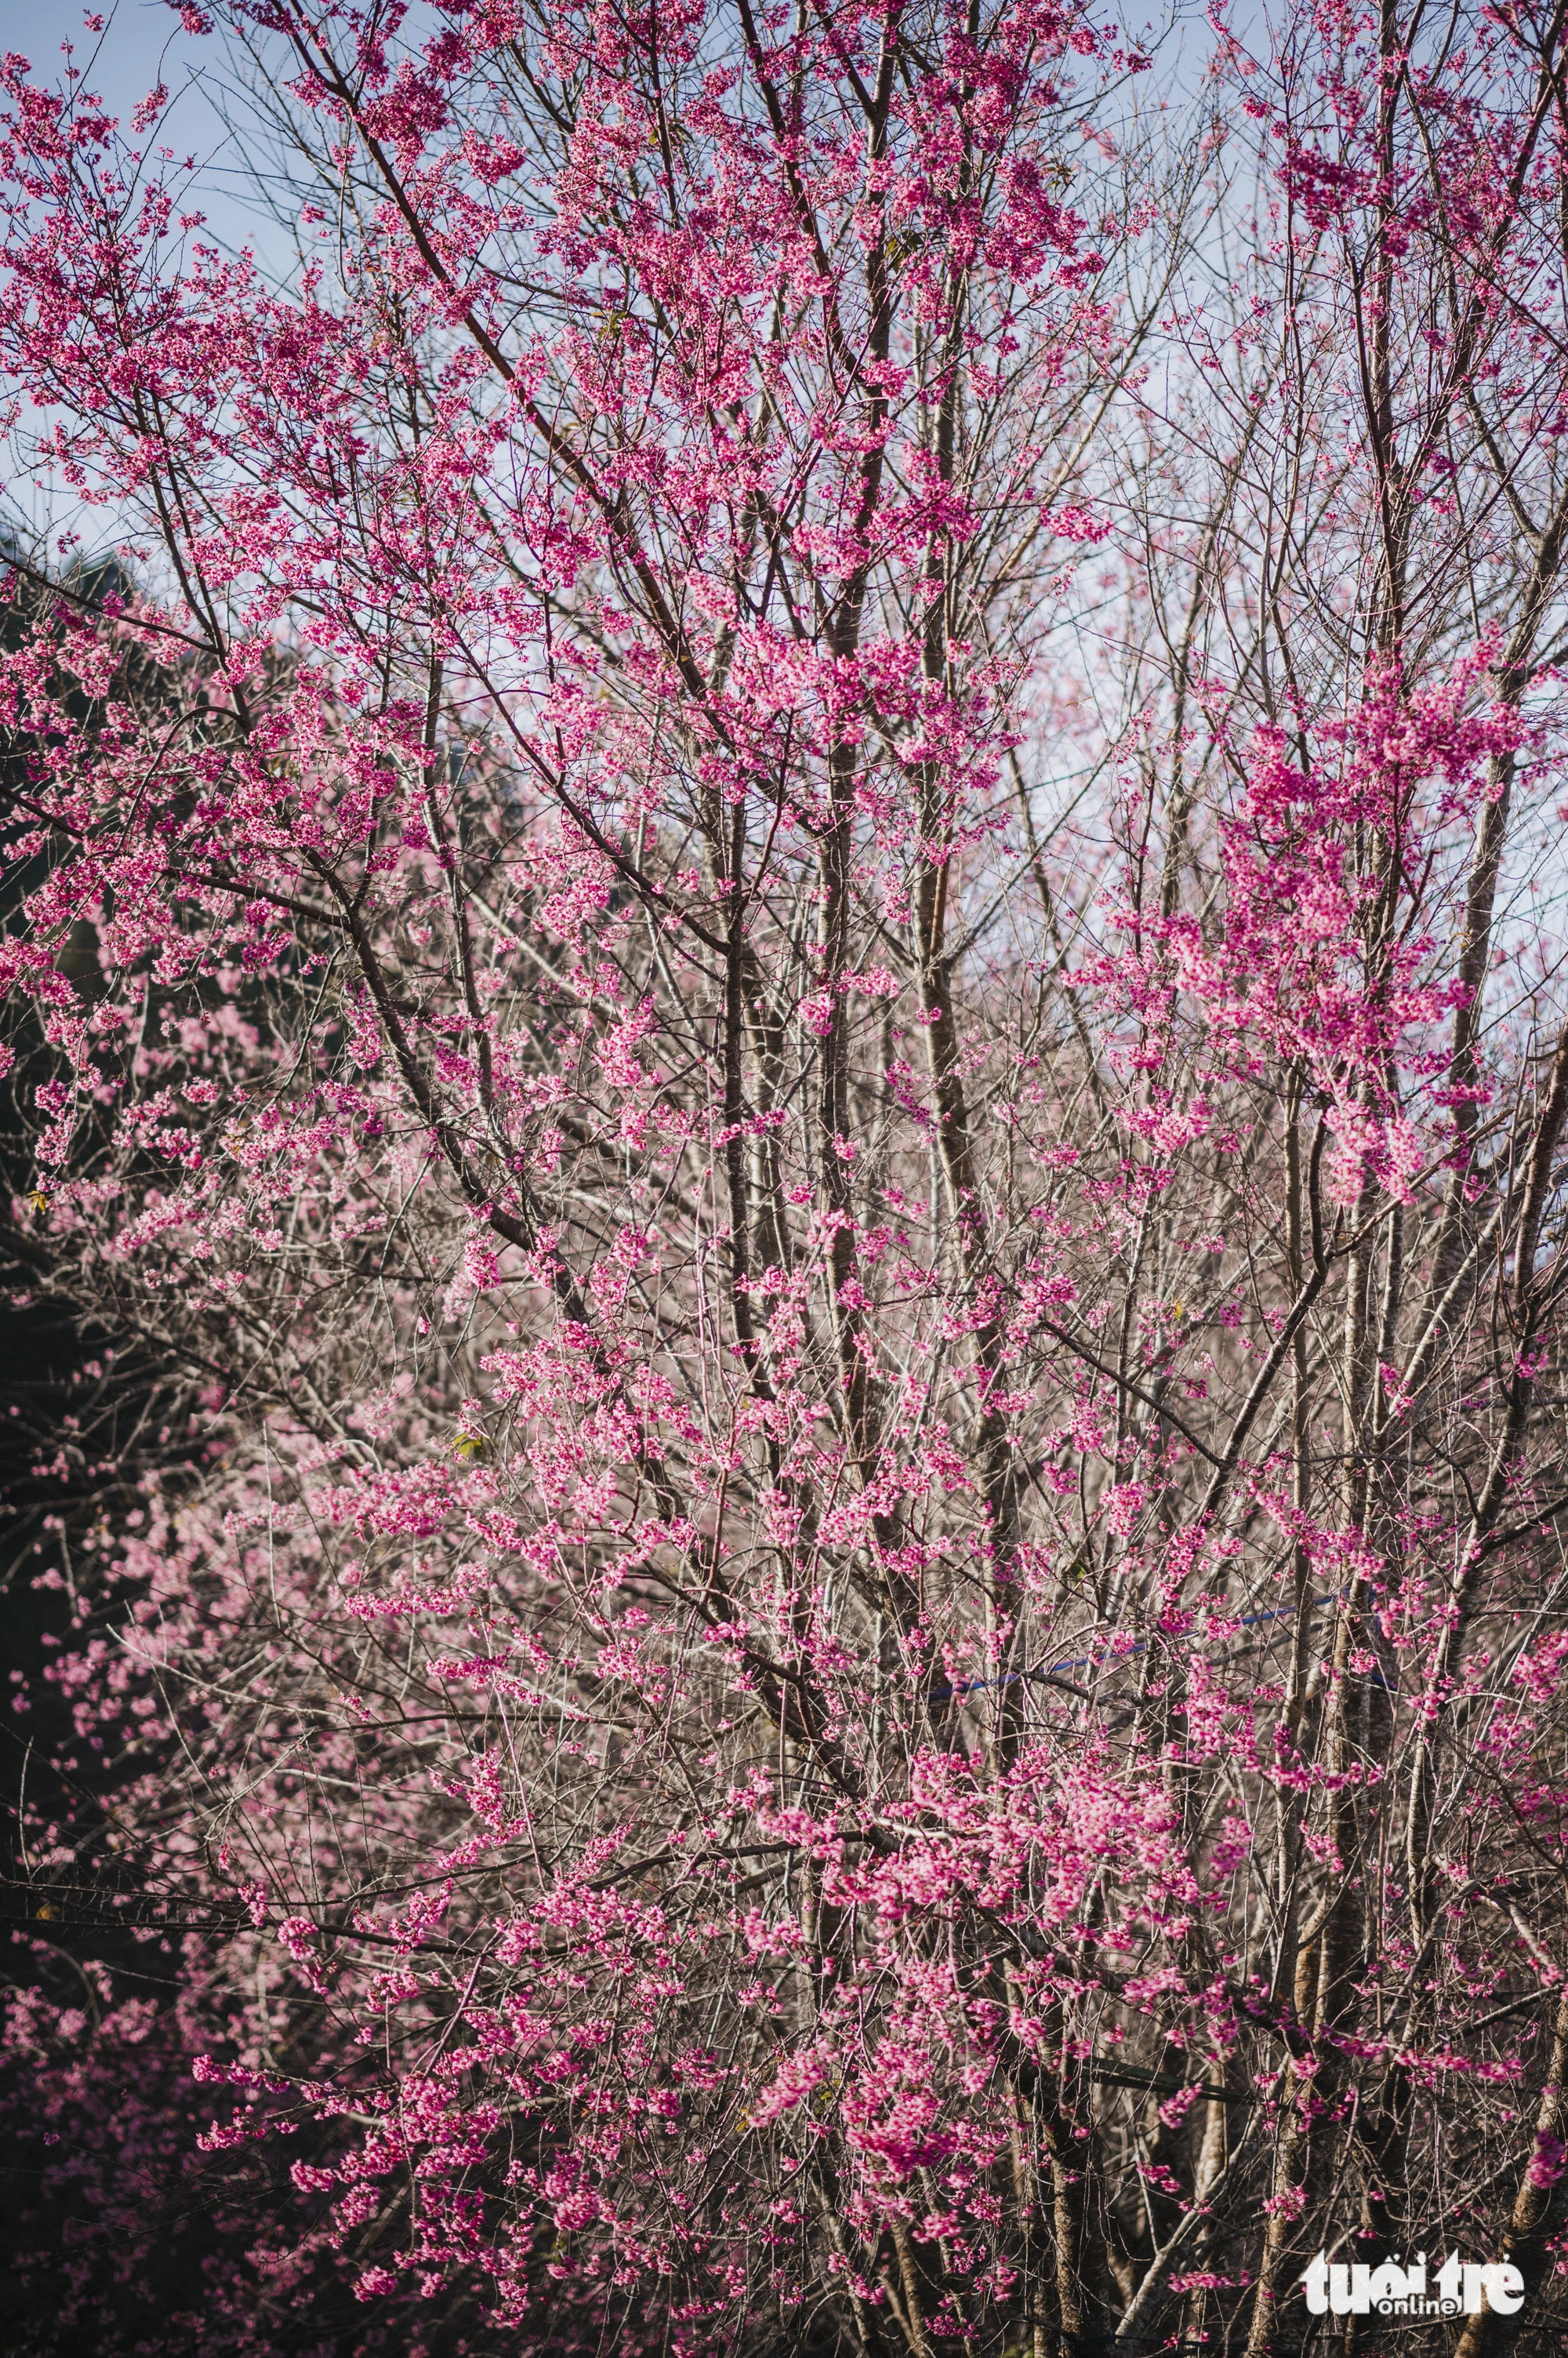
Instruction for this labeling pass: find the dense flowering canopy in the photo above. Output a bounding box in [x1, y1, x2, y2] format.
[5, 2, 1568, 2355]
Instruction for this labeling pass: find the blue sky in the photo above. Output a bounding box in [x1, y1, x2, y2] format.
[0, 1, 272, 257]
[1, 2, 199, 128]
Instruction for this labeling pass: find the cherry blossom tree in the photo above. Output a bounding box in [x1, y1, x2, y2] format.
[6, 2, 1568, 2354]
